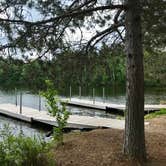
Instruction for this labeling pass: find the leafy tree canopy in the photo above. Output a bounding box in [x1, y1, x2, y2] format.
[0, 0, 165, 59]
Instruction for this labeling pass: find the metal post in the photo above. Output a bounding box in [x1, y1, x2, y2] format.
[93, 88, 95, 104]
[20, 92, 22, 114]
[15, 88, 17, 106]
[103, 87, 105, 103]
[79, 86, 81, 99]
[69, 86, 72, 101]
[39, 94, 41, 111]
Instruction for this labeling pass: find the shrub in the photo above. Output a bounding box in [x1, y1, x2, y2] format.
[41, 80, 70, 144]
[0, 124, 55, 166]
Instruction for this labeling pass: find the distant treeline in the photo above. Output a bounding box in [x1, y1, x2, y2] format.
[0, 45, 165, 91]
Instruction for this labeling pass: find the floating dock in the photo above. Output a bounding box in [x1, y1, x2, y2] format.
[0, 103, 125, 129]
[63, 98, 166, 114]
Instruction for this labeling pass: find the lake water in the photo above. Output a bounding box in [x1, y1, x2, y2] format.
[60, 86, 166, 104]
[0, 88, 165, 137]
[0, 115, 47, 137]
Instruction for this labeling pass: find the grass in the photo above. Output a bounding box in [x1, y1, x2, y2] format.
[116, 108, 166, 120]
[145, 109, 166, 119]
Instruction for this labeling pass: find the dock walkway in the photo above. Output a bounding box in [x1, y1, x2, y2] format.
[0, 103, 125, 129]
[63, 98, 166, 112]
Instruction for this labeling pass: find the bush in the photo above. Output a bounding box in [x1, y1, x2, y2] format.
[41, 80, 70, 145]
[0, 124, 55, 166]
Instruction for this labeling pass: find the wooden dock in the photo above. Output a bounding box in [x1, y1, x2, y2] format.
[63, 98, 166, 113]
[0, 103, 125, 129]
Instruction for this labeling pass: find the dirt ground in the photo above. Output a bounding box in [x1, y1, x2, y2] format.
[53, 116, 166, 166]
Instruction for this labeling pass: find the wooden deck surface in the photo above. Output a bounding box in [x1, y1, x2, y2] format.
[63, 98, 166, 111]
[0, 103, 125, 129]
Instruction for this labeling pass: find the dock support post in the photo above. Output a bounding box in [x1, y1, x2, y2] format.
[79, 86, 81, 99]
[93, 88, 95, 104]
[20, 92, 22, 114]
[15, 88, 17, 106]
[69, 86, 72, 101]
[103, 87, 105, 103]
[39, 94, 41, 111]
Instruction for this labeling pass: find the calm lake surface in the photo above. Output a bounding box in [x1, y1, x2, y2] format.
[0, 87, 165, 137]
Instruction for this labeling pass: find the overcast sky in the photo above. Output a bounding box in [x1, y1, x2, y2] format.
[0, 0, 124, 60]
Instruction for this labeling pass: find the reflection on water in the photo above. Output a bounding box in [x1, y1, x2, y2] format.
[0, 87, 165, 135]
[67, 106, 117, 118]
[0, 88, 166, 112]
[0, 90, 119, 118]
[0, 115, 46, 138]
[60, 86, 166, 104]
[0, 88, 165, 119]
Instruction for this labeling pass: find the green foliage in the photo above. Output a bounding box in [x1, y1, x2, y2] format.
[143, 0, 166, 51]
[0, 0, 164, 55]
[21, 61, 47, 90]
[0, 0, 165, 90]
[0, 57, 23, 89]
[0, 124, 55, 166]
[41, 80, 70, 144]
[0, 45, 165, 91]
[144, 50, 166, 86]
[145, 109, 166, 119]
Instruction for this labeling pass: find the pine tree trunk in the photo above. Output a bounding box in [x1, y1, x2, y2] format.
[123, 0, 146, 161]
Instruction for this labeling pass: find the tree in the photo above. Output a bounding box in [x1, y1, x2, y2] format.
[21, 60, 47, 90]
[142, 0, 166, 52]
[123, 0, 146, 160]
[0, 0, 164, 161]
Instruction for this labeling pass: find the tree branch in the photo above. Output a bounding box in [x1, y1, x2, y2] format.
[86, 22, 124, 51]
[0, 43, 16, 51]
[0, 5, 126, 26]
[116, 28, 125, 43]
[114, 9, 123, 24]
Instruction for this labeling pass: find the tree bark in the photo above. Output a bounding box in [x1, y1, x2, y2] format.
[124, 0, 146, 161]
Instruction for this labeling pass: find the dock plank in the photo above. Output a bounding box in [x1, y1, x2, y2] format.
[63, 98, 166, 111]
[0, 103, 125, 129]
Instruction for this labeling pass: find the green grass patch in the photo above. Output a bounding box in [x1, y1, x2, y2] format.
[116, 115, 125, 120]
[145, 109, 166, 119]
